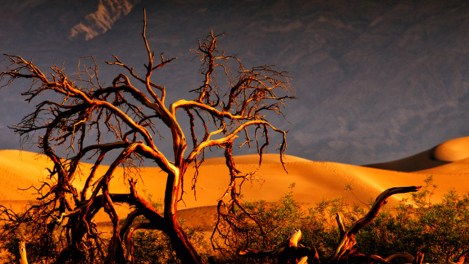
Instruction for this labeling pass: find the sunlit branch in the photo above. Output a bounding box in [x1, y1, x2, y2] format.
[171, 99, 252, 120]
[1, 12, 291, 262]
[186, 120, 286, 164]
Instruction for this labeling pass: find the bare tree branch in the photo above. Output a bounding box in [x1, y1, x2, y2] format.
[331, 186, 421, 262]
[0, 10, 291, 263]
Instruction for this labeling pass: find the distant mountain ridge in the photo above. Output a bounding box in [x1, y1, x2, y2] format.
[69, 0, 141, 40]
[1, 0, 469, 164]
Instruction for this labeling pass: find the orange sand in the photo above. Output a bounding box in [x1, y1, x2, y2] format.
[1, 136, 468, 227]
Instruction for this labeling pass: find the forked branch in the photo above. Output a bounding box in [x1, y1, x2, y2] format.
[0, 10, 292, 263]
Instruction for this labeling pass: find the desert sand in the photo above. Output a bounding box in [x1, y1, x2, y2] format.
[0, 136, 468, 228]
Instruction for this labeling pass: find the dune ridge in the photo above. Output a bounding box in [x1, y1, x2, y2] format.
[367, 136, 469, 172]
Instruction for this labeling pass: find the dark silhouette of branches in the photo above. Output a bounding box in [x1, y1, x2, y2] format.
[0, 10, 292, 264]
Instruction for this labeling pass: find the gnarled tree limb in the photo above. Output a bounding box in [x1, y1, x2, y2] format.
[330, 186, 421, 262]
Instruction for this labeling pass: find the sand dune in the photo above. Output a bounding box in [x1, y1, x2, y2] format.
[367, 136, 469, 172]
[0, 137, 468, 227]
[365, 148, 447, 172]
[433, 136, 469, 162]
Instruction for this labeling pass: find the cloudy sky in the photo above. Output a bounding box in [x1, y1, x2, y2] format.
[1, 0, 469, 165]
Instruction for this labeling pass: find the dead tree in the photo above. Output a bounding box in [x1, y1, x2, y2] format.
[330, 186, 421, 263]
[238, 229, 321, 263]
[0, 10, 291, 263]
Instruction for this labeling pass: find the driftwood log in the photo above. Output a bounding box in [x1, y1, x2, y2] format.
[238, 228, 320, 263]
[238, 186, 422, 263]
[330, 186, 421, 262]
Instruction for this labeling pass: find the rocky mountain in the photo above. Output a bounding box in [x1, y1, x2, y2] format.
[1, 0, 469, 164]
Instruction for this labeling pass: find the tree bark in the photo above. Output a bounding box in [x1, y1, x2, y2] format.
[331, 186, 421, 262]
[165, 215, 204, 264]
[163, 169, 204, 264]
[18, 240, 28, 264]
[413, 252, 424, 264]
[238, 229, 320, 264]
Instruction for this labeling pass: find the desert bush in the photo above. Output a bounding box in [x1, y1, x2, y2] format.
[2, 178, 467, 263]
[217, 178, 468, 263]
[358, 178, 469, 262]
[132, 225, 213, 264]
[0, 205, 64, 264]
[133, 229, 179, 264]
[245, 188, 303, 248]
[212, 186, 354, 262]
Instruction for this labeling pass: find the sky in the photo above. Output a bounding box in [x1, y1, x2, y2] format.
[1, 0, 469, 165]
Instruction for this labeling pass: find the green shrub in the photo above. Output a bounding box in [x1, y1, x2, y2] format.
[2, 178, 467, 263]
[133, 229, 179, 264]
[358, 179, 469, 262]
[218, 179, 468, 263]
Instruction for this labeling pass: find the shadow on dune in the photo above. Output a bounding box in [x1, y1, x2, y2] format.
[365, 147, 447, 172]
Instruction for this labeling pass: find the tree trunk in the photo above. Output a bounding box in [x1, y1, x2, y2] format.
[18, 240, 28, 264]
[163, 168, 203, 263]
[166, 215, 203, 264]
